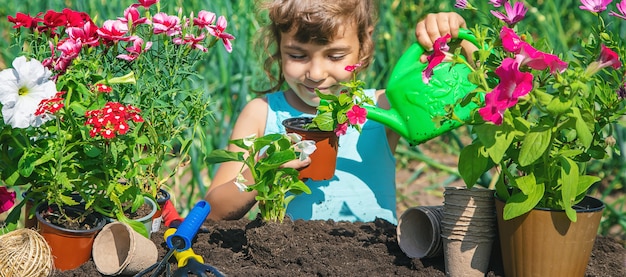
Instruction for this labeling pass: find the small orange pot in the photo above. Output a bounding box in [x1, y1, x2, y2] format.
[283, 117, 339, 181]
[495, 196, 604, 277]
[36, 204, 106, 271]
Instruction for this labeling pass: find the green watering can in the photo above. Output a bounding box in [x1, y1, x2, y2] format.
[365, 29, 481, 145]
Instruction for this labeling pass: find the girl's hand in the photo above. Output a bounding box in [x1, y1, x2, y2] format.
[415, 12, 467, 52]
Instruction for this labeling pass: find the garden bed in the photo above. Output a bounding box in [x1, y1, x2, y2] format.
[55, 217, 624, 276]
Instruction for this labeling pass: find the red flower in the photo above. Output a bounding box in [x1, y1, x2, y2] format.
[0, 187, 16, 214]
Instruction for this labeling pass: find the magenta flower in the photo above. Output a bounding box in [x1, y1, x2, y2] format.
[207, 16, 235, 53]
[334, 123, 348, 136]
[66, 20, 100, 47]
[489, 0, 507, 7]
[609, 0, 626, 19]
[132, 0, 159, 9]
[516, 43, 568, 74]
[579, 0, 613, 13]
[97, 19, 130, 41]
[347, 105, 367, 125]
[454, 0, 470, 9]
[152, 12, 182, 36]
[422, 34, 452, 84]
[345, 63, 362, 72]
[491, 1, 528, 26]
[585, 44, 623, 76]
[500, 26, 525, 53]
[0, 187, 16, 214]
[478, 58, 534, 125]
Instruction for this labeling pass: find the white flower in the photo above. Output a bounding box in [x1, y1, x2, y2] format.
[286, 132, 302, 143]
[242, 134, 256, 147]
[234, 173, 248, 192]
[0, 56, 57, 128]
[295, 140, 316, 161]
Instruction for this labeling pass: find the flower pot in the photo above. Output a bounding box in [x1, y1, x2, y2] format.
[36, 203, 106, 271]
[441, 186, 496, 277]
[130, 196, 158, 237]
[151, 188, 170, 233]
[282, 117, 339, 181]
[495, 195, 605, 277]
[396, 205, 445, 258]
[92, 222, 158, 275]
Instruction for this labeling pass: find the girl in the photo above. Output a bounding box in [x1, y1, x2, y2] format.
[205, 0, 471, 224]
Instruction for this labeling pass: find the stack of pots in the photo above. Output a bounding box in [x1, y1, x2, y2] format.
[441, 186, 496, 277]
[396, 205, 445, 258]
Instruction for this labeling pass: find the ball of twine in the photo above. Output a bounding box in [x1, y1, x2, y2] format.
[0, 228, 53, 277]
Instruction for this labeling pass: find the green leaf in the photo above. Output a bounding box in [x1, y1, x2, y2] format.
[519, 128, 551, 166]
[205, 149, 245, 163]
[558, 156, 579, 222]
[117, 213, 150, 238]
[503, 177, 544, 220]
[287, 180, 311, 195]
[458, 142, 489, 188]
[312, 112, 335, 131]
[570, 108, 592, 148]
[475, 122, 514, 164]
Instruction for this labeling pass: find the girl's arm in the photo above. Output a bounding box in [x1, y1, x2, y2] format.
[205, 98, 268, 220]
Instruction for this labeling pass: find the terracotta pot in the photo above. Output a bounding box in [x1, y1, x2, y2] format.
[495, 195, 604, 277]
[282, 117, 339, 181]
[36, 204, 106, 271]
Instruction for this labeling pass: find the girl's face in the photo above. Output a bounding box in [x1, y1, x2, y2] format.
[280, 23, 361, 109]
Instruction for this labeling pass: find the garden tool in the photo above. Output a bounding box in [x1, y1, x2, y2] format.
[164, 228, 226, 277]
[134, 200, 212, 277]
[364, 28, 482, 145]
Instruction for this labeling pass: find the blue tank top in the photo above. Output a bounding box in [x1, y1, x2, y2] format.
[264, 90, 397, 224]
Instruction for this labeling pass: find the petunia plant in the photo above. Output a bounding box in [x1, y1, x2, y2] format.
[0, 0, 234, 234]
[205, 133, 317, 223]
[308, 64, 375, 136]
[435, 0, 626, 222]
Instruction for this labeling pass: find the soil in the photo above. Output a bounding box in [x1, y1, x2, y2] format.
[54, 216, 625, 277]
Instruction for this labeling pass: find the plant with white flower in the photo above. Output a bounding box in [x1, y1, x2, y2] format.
[205, 133, 316, 223]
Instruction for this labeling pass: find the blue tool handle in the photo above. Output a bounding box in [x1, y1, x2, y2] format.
[166, 200, 211, 250]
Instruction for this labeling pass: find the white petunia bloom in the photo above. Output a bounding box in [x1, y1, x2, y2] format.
[0, 56, 57, 128]
[295, 140, 316, 161]
[234, 173, 248, 192]
[286, 132, 302, 143]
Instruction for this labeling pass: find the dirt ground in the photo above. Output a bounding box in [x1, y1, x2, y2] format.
[53, 217, 625, 277]
[52, 139, 626, 277]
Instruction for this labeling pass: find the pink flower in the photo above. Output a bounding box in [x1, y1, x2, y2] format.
[579, 0, 613, 13]
[500, 26, 525, 53]
[491, 1, 528, 26]
[478, 58, 534, 125]
[66, 20, 100, 47]
[173, 33, 207, 52]
[193, 10, 216, 29]
[345, 63, 362, 72]
[132, 0, 159, 9]
[585, 44, 623, 76]
[334, 123, 348, 136]
[97, 19, 130, 42]
[0, 187, 16, 214]
[609, 0, 626, 19]
[489, 0, 507, 8]
[516, 43, 568, 74]
[152, 12, 181, 36]
[207, 16, 235, 53]
[347, 105, 367, 125]
[119, 6, 150, 27]
[117, 36, 152, 61]
[454, 0, 470, 9]
[422, 34, 452, 84]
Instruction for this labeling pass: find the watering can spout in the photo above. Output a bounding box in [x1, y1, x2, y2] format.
[366, 28, 482, 145]
[364, 106, 409, 139]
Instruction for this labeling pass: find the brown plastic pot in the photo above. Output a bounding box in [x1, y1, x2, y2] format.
[495, 196, 604, 277]
[36, 203, 106, 271]
[282, 117, 339, 181]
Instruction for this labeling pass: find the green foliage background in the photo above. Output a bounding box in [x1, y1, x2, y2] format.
[0, 0, 624, 240]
